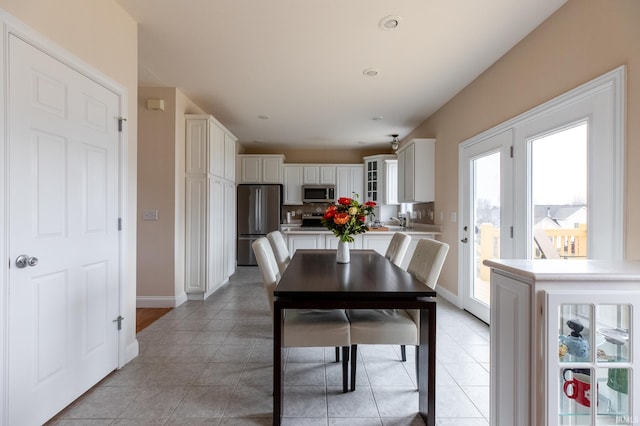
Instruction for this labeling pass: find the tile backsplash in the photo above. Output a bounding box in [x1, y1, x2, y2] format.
[281, 201, 435, 225]
[407, 202, 435, 225]
[281, 203, 330, 222]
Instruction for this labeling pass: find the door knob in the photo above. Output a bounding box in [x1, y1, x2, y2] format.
[15, 255, 38, 268]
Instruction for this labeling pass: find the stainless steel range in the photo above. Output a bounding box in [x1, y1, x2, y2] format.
[301, 213, 325, 229]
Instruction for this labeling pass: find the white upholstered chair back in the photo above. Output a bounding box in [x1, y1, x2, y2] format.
[267, 230, 291, 274]
[252, 237, 280, 315]
[407, 238, 449, 289]
[384, 232, 411, 267]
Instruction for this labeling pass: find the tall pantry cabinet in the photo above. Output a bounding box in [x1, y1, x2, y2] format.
[185, 114, 237, 300]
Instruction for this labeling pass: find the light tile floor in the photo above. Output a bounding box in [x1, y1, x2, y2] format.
[48, 267, 490, 425]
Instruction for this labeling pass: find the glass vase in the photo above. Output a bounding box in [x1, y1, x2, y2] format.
[336, 240, 350, 263]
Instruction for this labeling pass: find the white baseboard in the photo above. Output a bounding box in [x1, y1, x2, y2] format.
[436, 285, 463, 308]
[122, 340, 139, 366]
[136, 294, 188, 308]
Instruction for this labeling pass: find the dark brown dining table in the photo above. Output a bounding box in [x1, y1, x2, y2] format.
[272, 249, 437, 426]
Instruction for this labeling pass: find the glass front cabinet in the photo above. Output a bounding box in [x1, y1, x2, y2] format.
[548, 291, 640, 425]
[485, 259, 640, 426]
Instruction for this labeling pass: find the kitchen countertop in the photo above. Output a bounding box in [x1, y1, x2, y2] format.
[280, 224, 441, 235]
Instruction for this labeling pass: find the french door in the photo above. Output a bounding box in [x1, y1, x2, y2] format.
[460, 130, 513, 323]
[460, 67, 624, 323]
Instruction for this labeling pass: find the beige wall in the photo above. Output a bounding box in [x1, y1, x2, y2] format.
[0, 0, 139, 357]
[403, 0, 640, 296]
[137, 87, 205, 302]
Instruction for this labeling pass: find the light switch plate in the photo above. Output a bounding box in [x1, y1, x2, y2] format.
[142, 209, 158, 221]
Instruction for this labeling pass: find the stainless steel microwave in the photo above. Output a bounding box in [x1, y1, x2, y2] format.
[302, 185, 336, 203]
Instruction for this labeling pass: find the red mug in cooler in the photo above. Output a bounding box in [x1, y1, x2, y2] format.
[563, 373, 593, 407]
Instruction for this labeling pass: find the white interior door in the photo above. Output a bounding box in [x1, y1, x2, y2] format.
[8, 35, 121, 425]
[460, 130, 513, 323]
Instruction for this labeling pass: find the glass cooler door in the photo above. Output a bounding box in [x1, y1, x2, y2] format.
[547, 291, 639, 425]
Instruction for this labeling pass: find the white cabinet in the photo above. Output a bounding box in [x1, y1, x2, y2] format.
[485, 260, 640, 426]
[186, 114, 236, 180]
[325, 235, 362, 250]
[224, 133, 236, 182]
[336, 165, 364, 199]
[362, 234, 393, 255]
[287, 234, 325, 255]
[385, 159, 399, 205]
[283, 165, 303, 205]
[223, 180, 236, 280]
[363, 155, 398, 205]
[302, 165, 336, 185]
[237, 154, 285, 184]
[185, 114, 237, 299]
[397, 138, 435, 203]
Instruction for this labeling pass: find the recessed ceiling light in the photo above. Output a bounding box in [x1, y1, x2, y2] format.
[363, 68, 379, 77]
[257, 114, 270, 120]
[371, 116, 383, 121]
[379, 15, 402, 31]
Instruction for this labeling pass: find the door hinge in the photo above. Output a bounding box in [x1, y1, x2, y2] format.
[510, 226, 514, 238]
[510, 146, 514, 158]
[118, 117, 127, 132]
[118, 217, 122, 231]
[113, 315, 124, 330]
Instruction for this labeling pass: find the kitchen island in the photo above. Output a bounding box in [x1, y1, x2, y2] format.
[280, 225, 441, 270]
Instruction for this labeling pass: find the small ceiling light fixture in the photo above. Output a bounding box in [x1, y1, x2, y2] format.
[363, 68, 379, 77]
[372, 116, 384, 121]
[390, 134, 400, 151]
[379, 15, 403, 31]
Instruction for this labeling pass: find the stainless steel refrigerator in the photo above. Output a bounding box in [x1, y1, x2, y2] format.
[237, 184, 282, 266]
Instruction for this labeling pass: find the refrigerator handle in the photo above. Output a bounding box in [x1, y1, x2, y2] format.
[256, 187, 262, 233]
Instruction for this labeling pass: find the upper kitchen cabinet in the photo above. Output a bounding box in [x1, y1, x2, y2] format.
[303, 165, 336, 185]
[185, 114, 236, 181]
[283, 164, 303, 205]
[363, 155, 399, 205]
[237, 154, 285, 184]
[397, 138, 435, 203]
[336, 165, 364, 199]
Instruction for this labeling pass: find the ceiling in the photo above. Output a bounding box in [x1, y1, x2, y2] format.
[116, 0, 567, 150]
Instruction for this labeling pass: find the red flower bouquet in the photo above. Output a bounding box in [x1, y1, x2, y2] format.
[321, 194, 376, 243]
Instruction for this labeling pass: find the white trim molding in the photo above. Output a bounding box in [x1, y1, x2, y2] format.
[137, 294, 188, 308]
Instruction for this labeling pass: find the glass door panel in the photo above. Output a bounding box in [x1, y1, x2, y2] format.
[472, 152, 501, 307]
[548, 291, 637, 425]
[530, 122, 588, 260]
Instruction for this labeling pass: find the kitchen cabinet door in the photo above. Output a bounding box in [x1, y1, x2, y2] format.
[287, 234, 325, 255]
[224, 132, 236, 182]
[303, 166, 319, 184]
[385, 159, 399, 205]
[262, 156, 284, 183]
[362, 234, 393, 255]
[223, 181, 236, 280]
[320, 166, 336, 184]
[325, 235, 362, 250]
[336, 165, 363, 199]
[208, 120, 225, 177]
[208, 178, 225, 292]
[283, 165, 303, 205]
[239, 156, 262, 183]
[397, 138, 435, 202]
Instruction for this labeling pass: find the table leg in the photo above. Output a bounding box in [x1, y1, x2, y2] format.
[418, 301, 437, 426]
[273, 304, 283, 425]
